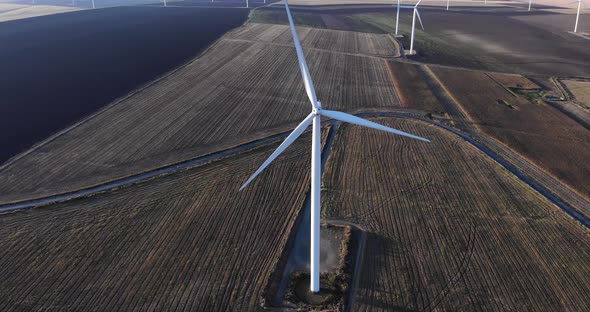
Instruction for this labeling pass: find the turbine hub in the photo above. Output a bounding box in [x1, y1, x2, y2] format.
[312, 107, 321, 115]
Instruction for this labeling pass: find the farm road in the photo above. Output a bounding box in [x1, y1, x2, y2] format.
[418, 64, 590, 222]
[1, 111, 588, 230]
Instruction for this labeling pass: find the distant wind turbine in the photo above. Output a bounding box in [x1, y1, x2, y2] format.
[395, 0, 401, 36]
[240, 0, 430, 293]
[447, 0, 450, 10]
[164, 0, 167, 7]
[401, 0, 424, 55]
[92, 0, 95, 8]
[528, 0, 532, 11]
[572, 0, 585, 33]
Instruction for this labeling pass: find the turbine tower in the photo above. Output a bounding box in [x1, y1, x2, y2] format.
[447, 0, 450, 10]
[395, 0, 401, 36]
[401, 0, 424, 55]
[240, 0, 430, 293]
[572, 0, 584, 33]
[92, 0, 95, 8]
[528, 0, 532, 11]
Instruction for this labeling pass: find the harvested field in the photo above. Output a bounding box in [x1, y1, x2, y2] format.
[0, 4, 79, 22]
[487, 72, 540, 89]
[387, 61, 445, 112]
[403, 10, 590, 76]
[322, 117, 590, 311]
[0, 133, 313, 311]
[0, 23, 403, 204]
[562, 79, 590, 106]
[226, 22, 400, 56]
[429, 66, 590, 199]
[0, 6, 248, 164]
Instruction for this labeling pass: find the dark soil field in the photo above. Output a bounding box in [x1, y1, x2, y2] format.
[400, 9, 590, 76]
[0, 133, 312, 311]
[387, 61, 445, 112]
[171, 0, 278, 8]
[429, 66, 590, 199]
[323, 117, 590, 311]
[0, 23, 405, 204]
[253, 5, 590, 77]
[0, 6, 248, 164]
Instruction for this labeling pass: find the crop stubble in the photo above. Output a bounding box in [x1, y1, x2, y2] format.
[322, 117, 590, 311]
[0, 24, 402, 203]
[0, 134, 314, 311]
[429, 66, 590, 200]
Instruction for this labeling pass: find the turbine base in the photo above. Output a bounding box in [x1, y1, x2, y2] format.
[405, 49, 417, 56]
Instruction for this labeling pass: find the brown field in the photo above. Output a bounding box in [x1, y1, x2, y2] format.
[387, 61, 445, 113]
[0, 133, 313, 311]
[562, 79, 590, 107]
[226, 23, 400, 57]
[322, 117, 590, 311]
[0, 23, 404, 204]
[487, 72, 540, 89]
[429, 66, 590, 199]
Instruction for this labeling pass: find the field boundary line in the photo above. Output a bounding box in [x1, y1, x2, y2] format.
[422, 65, 476, 128]
[485, 72, 518, 97]
[384, 60, 405, 106]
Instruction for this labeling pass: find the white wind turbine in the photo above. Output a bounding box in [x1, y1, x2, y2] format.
[240, 0, 430, 293]
[528, 0, 532, 11]
[395, 0, 401, 36]
[447, 0, 450, 10]
[400, 0, 424, 55]
[92, 0, 95, 8]
[572, 0, 585, 33]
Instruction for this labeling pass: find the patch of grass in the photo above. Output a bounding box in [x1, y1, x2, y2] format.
[510, 87, 546, 104]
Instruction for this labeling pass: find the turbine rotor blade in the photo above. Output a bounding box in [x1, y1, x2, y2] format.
[240, 112, 315, 190]
[320, 110, 431, 142]
[285, 0, 320, 109]
[415, 9, 425, 30]
[399, 5, 414, 8]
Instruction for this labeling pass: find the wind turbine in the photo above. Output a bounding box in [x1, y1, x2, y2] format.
[447, 0, 450, 10]
[572, 0, 585, 33]
[395, 0, 401, 37]
[240, 0, 430, 293]
[400, 0, 424, 55]
[163, 0, 167, 7]
[528, 0, 532, 11]
[92, 0, 95, 8]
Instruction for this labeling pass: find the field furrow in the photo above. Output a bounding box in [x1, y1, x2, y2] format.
[322, 117, 590, 311]
[0, 134, 314, 311]
[0, 24, 403, 204]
